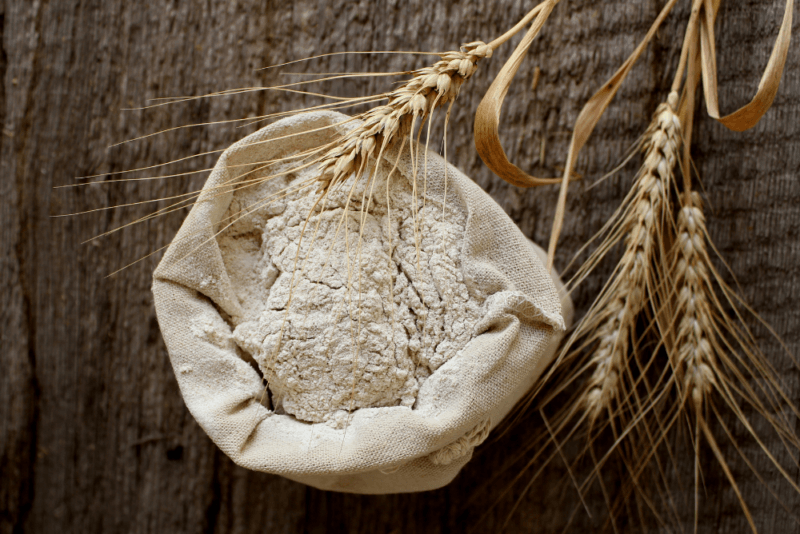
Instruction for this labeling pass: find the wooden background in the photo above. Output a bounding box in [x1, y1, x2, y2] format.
[2, 0, 799, 532]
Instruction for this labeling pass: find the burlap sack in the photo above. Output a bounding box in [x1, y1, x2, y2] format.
[152, 110, 572, 494]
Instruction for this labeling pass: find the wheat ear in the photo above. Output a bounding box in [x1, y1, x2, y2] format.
[666, 188, 800, 532]
[581, 98, 681, 421]
[315, 42, 492, 192]
[672, 193, 715, 411]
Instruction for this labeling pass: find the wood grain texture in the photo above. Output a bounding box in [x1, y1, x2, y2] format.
[1, 0, 798, 532]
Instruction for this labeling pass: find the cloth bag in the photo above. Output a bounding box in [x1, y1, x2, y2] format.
[152, 110, 572, 494]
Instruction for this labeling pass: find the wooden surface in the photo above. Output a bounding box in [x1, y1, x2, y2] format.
[2, 0, 799, 532]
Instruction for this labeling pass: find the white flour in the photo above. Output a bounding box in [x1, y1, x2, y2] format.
[214, 153, 484, 427]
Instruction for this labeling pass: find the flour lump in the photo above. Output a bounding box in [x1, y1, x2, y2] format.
[216, 153, 484, 427]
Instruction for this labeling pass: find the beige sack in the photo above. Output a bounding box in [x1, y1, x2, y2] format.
[152, 110, 571, 494]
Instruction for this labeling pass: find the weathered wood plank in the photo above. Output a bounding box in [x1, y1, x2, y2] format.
[1, 0, 798, 532]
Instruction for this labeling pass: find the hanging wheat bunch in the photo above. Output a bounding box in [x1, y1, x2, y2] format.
[491, 0, 797, 531]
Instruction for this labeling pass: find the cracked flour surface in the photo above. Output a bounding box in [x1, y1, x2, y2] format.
[213, 154, 484, 427]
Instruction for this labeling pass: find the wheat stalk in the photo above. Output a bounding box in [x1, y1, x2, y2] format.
[494, 99, 683, 518]
[493, 98, 685, 531]
[672, 192, 716, 412]
[658, 187, 800, 532]
[315, 42, 492, 191]
[580, 97, 681, 421]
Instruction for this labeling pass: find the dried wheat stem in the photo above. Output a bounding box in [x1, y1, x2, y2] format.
[316, 42, 493, 190]
[584, 100, 681, 419]
[672, 192, 716, 412]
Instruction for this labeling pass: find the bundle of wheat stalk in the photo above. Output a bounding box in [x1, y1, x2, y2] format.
[65, 0, 795, 528]
[508, 0, 797, 530]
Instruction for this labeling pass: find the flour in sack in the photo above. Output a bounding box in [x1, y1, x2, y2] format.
[214, 154, 484, 427]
